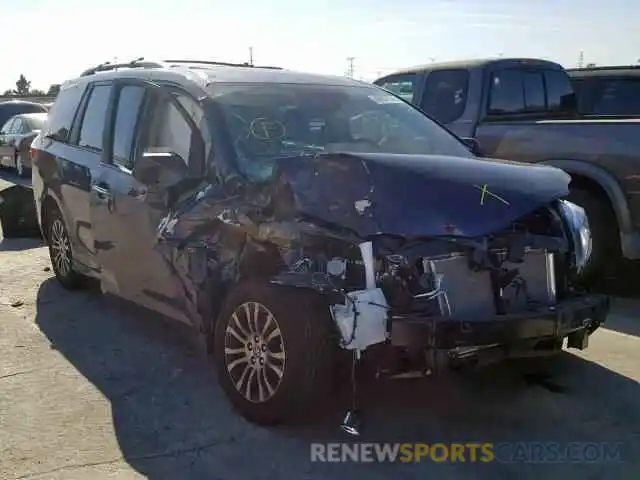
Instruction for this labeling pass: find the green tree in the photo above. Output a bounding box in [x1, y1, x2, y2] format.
[15, 74, 31, 96]
[47, 84, 61, 96]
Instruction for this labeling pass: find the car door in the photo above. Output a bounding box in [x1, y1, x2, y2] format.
[90, 79, 207, 324]
[0, 118, 16, 166]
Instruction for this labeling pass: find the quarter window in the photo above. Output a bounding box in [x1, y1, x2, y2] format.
[45, 83, 86, 142]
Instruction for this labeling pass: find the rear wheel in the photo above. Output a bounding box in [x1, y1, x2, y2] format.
[46, 208, 89, 290]
[567, 187, 620, 285]
[213, 282, 337, 425]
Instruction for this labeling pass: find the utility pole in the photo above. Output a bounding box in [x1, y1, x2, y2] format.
[578, 51, 584, 68]
[346, 57, 355, 78]
[249, 47, 254, 66]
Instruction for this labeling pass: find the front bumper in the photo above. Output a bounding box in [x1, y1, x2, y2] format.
[389, 294, 610, 350]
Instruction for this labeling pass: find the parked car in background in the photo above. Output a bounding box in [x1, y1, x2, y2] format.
[29, 59, 608, 428]
[0, 99, 48, 128]
[375, 58, 640, 285]
[567, 65, 640, 116]
[0, 112, 48, 176]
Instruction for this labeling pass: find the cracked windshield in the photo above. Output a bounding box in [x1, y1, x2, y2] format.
[0, 0, 637, 479]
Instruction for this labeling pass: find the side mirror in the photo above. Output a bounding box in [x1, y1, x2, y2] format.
[460, 137, 483, 156]
[134, 150, 189, 186]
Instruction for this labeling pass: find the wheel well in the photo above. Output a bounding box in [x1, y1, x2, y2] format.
[40, 195, 59, 243]
[569, 173, 617, 221]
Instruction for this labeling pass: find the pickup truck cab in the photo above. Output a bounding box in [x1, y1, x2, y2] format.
[375, 58, 640, 284]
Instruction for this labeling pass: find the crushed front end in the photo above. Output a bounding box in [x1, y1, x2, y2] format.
[309, 199, 609, 376]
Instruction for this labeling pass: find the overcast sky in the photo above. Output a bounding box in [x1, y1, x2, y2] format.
[3, 0, 637, 91]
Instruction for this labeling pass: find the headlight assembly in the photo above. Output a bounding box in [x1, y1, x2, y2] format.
[558, 200, 592, 272]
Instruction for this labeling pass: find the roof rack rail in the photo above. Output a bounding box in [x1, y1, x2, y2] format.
[80, 57, 164, 77]
[164, 59, 283, 70]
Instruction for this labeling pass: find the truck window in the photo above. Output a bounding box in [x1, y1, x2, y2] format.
[375, 74, 418, 103]
[590, 78, 640, 115]
[488, 70, 525, 115]
[523, 72, 546, 112]
[544, 69, 574, 113]
[420, 69, 469, 124]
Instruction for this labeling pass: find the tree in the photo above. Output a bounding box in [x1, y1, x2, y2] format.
[2, 89, 15, 96]
[47, 84, 61, 96]
[30, 89, 46, 96]
[585, 62, 597, 68]
[15, 74, 31, 96]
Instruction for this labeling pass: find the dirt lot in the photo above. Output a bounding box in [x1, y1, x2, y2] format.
[1, 173, 639, 479]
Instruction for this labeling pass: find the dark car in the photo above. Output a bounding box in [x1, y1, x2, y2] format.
[375, 58, 640, 285]
[567, 65, 640, 116]
[30, 59, 609, 429]
[0, 100, 48, 127]
[0, 112, 48, 176]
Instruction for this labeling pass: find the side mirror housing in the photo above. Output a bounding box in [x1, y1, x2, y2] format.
[460, 137, 483, 156]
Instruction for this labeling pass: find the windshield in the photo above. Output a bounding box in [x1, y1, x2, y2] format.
[209, 83, 473, 182]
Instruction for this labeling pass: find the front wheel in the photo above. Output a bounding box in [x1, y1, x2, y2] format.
[566, 187, 620, 284]
[213, 282, 337, 426]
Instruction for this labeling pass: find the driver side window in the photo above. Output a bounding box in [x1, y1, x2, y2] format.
[142, 92, 204, 169]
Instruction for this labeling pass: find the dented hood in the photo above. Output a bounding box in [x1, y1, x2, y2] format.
[273, 152, 571, 239]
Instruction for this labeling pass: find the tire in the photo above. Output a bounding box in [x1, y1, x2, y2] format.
[213, 281, 337, 426]
[566, 187, 620, 284]
[46, 208, 88, 290]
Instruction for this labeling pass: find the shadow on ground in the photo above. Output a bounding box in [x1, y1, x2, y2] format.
[34, 278, 639, 480]
[0, 236, 44, 251]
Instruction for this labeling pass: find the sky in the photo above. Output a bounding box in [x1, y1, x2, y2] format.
[3, 0, 639, 92]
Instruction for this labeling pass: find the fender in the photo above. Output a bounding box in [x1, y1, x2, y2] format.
[541, 159, 640, 259]
[541, 159, 631, 232]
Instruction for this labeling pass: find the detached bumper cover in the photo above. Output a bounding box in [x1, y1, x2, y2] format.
[390, 294, 610, 349]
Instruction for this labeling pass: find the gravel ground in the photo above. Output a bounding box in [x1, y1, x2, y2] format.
[0, 171, 639, 479]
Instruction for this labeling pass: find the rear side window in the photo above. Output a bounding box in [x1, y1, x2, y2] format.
[375, 74, 418, 103]
[489, 70, 525, 114]
[112, 85, 145, 167]
[545, 70, 574, 113]
[420, 69, 469, 124]
[45, 83, 86, 142]
[523, 72, 546, 111]
[77, 84, 112, 152]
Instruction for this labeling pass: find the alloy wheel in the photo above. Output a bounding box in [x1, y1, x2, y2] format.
[50, 218, 72, 277]
[224, 302, 286, 403]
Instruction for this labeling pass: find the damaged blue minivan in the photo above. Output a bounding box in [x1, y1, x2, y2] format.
[31, 59, 609, 428]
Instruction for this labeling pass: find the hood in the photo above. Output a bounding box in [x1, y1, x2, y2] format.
[272, 152, 571, 239]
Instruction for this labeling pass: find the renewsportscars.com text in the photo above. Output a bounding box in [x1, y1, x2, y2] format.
[310, 442, 623, 464]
